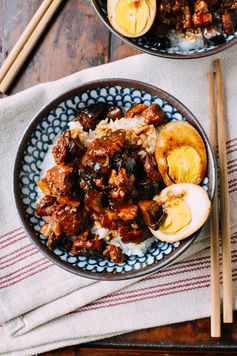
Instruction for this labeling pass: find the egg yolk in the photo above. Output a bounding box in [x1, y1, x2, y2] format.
[114, 0, 151, 36]
[159, 197, 191, 234]
[167, 145, 202, 184]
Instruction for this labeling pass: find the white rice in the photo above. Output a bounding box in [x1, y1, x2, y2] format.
[110, 234, 156, 257]
[69, 115, 157, 155]
[40, 144, 55, 178]
[89, 220, 156, 257]
[169, 28, 204, 51]
[91, 221, 109, 240]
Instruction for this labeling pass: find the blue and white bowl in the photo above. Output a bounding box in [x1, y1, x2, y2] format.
[91, 0, 237, 59]
[14, 79, 216, 280]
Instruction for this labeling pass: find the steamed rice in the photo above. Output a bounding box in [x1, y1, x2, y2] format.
[69, 115, 157, 155]
[90, 221, 156, 257]
[110, 234, 156, 257]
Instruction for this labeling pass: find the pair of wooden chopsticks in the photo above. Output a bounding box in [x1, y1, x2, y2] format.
[208, 59, 233, 337]
[0, 0, 64, 94]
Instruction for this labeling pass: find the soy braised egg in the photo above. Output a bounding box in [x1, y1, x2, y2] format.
[107, 0, 157, 38]
[155, 121, 207, 186]
[150, 183, 211, 242]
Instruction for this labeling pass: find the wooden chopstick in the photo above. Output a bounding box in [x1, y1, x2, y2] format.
[208, 71, 221, 337]
[0, 0, 53, 84]
[215, 59, 233, 323]
[0, 0, 64, 94]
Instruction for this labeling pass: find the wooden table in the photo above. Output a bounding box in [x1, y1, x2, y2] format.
[0, 1, 236, 354]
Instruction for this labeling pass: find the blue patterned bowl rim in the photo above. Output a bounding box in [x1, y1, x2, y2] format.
[13, 79, 216, 280]
[91, 0, 237, 59]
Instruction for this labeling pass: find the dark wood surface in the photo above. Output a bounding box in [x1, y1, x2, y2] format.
[0, 0, 236, 355]
[0, 0, 137, 96]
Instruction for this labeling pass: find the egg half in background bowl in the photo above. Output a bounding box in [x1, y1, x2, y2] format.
[108, 0, 157, 37]
[14, 79, 216, 280]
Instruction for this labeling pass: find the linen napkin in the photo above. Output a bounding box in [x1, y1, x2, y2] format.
[1, 45, 237, 355]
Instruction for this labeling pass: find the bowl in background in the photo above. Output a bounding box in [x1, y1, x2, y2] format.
[91, 0, 237, 59]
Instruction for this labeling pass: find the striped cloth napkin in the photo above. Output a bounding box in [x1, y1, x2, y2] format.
[0, 46, 237, 355]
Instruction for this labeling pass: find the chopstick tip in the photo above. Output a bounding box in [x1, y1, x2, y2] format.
[215, 58, 221, 71]
[0, 83, 7, 95]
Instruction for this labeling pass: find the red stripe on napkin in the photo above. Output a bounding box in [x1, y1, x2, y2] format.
[0, 231, 26, 246]
[0, 227, 23, 240]
[78, 284, 211, 314]
[0, 264, 52, 289]
[227, 137, 237, 146]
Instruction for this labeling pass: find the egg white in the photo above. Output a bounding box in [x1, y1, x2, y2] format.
[150, 183, 211, 242]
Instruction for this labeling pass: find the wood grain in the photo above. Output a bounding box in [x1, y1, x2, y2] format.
[110, 33, 138, 61]
[0, 0, 137, 96]
[41, 312, 237, 355]
[0, 0, 66, 93]
[42, 348, 237, 355]
[87, 312, 237, 349]
[0, 0, 111, 94]
[208, 71, 221, 337]
[0, 1, 236, 355]
[0, 0, 53, 83]
[215, 59, 233, 323]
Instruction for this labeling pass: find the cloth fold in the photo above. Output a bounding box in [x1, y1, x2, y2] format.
[1, 46, 237, 356]
[5, 230, 210, 337]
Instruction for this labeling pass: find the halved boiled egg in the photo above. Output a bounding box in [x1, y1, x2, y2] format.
[107, 0, 157, 38]
[155, 121, 207, 186]
[150, 183, 211, 242]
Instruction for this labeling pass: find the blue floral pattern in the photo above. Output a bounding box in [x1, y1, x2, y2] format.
[19, 84, 208, 274]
